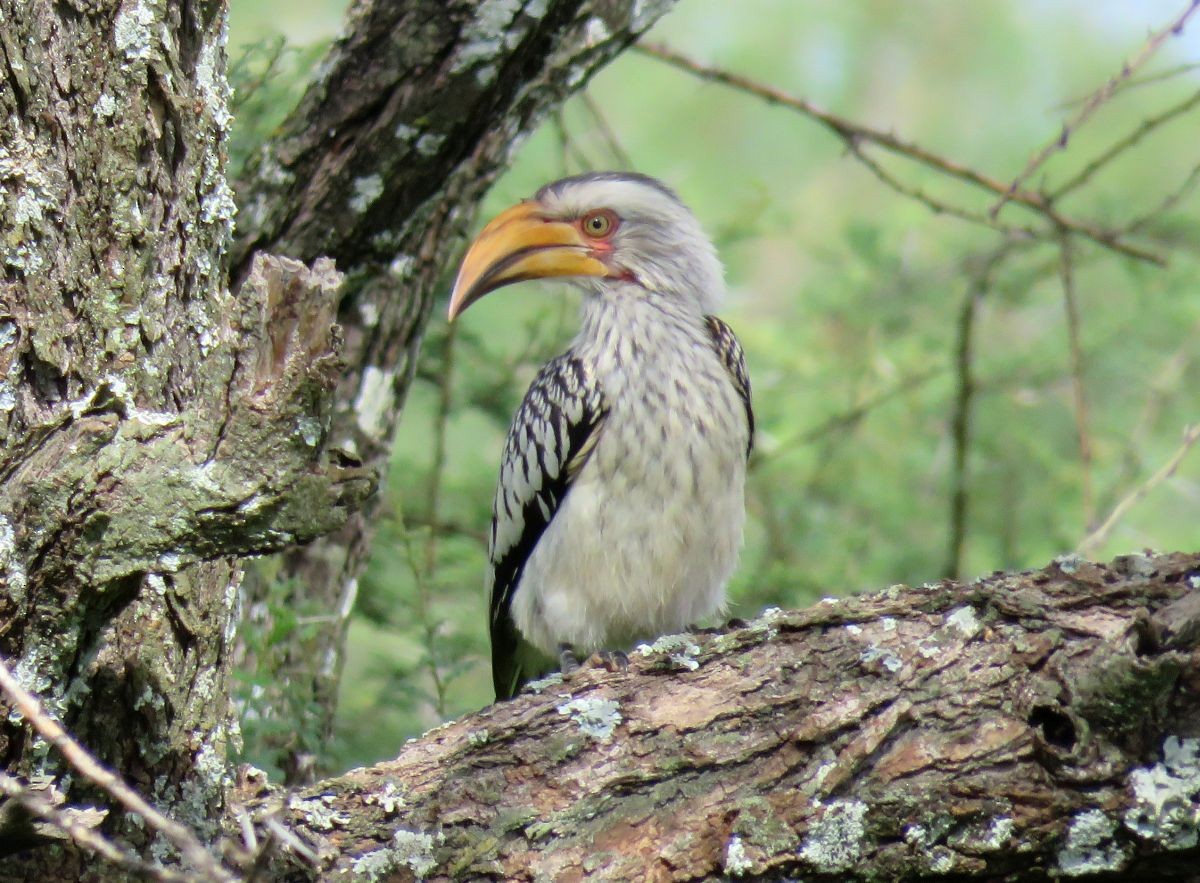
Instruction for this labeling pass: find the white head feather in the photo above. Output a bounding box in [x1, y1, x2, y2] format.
[535, 172, 725, 315]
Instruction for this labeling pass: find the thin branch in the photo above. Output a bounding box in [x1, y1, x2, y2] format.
[1051, 87, 1200, 200]
[1124, 157, 1200, 233]
[581, 91, 634, 170]
[418, 321, 460, 716]
[1058, 233, 1095, 527]
[1056, 61, 1200, 108]
[753, 366, 946, 468]
[1077, 424, 1200, 556]
[944, 247, 1014, 579]
[993, 0, 1200, 215]
[551, 110, 594, 177]
[1099, 326, 1199, 517]
[842, 139, 1029, 238]
[0, 774, 194, 883]
[0, 657, 236, 882]
[637, 42, 1166, 265]
[400, 514, 488, 546]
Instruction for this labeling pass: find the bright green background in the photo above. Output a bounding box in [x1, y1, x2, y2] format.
[228, 1, 1200, 773]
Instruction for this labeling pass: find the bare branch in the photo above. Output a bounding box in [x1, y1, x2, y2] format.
[1078, 424, 1200, 556]
[232, 552, 1200, 880]
[637, 42, 1166, 265]
[1125, 158, 1200, 234]
[0, 658, 235, 882]
[842, 139, 1030, 237]
[993, 0, 1200, 215]
[944, 247, 1015, 579]
[1058, 233, 1095, 527]
[580, 91, 635, 170]
[1051, 87, 1200, 200]
[1056, 61, 1200, 108]
[752, 366, 946, 468]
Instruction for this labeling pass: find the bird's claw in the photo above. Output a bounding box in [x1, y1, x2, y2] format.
[591, 649, 630, 673]
[561, 645, 630, 676]
[558, 644, 581, 675]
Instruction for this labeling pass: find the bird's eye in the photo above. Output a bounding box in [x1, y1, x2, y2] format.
[581, 211, 616, 238]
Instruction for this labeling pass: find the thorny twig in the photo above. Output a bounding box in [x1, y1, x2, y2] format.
[636, 42, 1165, 265]
[1078, 424, 1200, 556]
[0, 657, 236, 882]
[1058, 232, 1095, 527]
[1056, 60, 1200, 108]
[993, 0, 1200, 215]
[1051, 87, 1200, 201]
[842, 139, 1028, 237]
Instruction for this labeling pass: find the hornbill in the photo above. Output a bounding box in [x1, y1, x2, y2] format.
[448, 172, 753, 700]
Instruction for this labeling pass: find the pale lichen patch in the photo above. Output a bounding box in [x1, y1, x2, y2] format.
[195, 12, 233, 131]
[354, 366, 395, 438]
[297, 415, 322, 447]
[349, 174, 385, 214]
[388, 254, 416, 279]
[1055, 553, 1083, 574]
[1123, 736, 1200, 848]
[0, 121, 61, 275]
[94, 93, 119, 118]
[415, 134, 445, 157]
[583, 16, 612, 47]
[636, 633, 701, 670]
[294, 794, 351, 831]
[351, 829, 437, 880]
[526, 671, 564, 692]
[859, 644, 903, 674]
[799, 799, 868, 873]
[945, 605, 981, 638]
[724, 834, 752, 875]
[1058, 809, 1125, 875]
[928, 847, 956, 873]
[0, 514, 26, 602]
[556, 696, 621, 743]
[450, 0, 524, 74]
[981, 816, 1014, 850]
[114, 0, 158, 61]
[631, 0, 674, 31]
[364, 781, 408, 815]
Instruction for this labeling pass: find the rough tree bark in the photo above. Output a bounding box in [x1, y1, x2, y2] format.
[236, 552, 1200, 881]
[0, 0, 677, 876]
[0, 0, 370, 858]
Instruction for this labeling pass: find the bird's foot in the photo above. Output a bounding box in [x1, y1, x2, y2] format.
[592, 649, 630, 673]
[558, 644, 581, 675]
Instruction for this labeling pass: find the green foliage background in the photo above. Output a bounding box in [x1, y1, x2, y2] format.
[228, 1, 1200, 773]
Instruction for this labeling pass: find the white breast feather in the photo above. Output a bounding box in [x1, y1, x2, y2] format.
[510, 294, 749, 656]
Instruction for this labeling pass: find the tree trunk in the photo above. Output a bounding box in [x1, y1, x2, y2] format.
[0, 0, 677, 876]
[237, 552, 1200, 881]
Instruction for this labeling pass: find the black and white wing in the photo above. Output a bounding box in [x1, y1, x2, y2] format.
[488, 353, 606, 700]
[705, 315, 754, 458]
